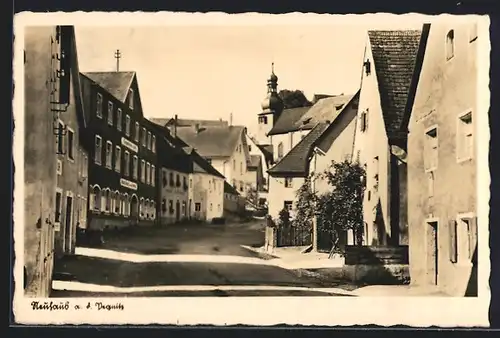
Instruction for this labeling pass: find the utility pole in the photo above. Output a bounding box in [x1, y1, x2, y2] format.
[114, 49, 121, 72]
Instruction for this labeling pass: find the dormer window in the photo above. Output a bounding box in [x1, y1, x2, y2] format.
[128, 88, 134, 109]
[446, 29, 455, 61]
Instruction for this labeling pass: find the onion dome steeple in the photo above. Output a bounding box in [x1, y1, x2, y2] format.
[261, 63, 284, 114]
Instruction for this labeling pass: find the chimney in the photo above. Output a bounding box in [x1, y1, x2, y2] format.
[174, 114, 178, 137]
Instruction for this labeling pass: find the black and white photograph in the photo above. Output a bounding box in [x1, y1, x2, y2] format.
[13, 12, 491, 326]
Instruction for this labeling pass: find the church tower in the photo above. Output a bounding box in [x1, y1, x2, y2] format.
[257, 63, 284, 145]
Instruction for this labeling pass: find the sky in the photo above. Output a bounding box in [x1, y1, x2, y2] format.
[74, 17, 426, 135]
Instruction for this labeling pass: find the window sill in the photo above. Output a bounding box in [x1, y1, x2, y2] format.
[457, 156, 473, 164]
[424, 167, 437, 174]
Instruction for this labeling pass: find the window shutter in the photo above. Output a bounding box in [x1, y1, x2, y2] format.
[360, 112, 366, 131]
[365, 109, 369, 130]
[469, 217, 477, 260]
[449, 220, 457, 263]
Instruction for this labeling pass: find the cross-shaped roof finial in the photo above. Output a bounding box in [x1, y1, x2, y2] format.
[271, 62, 274, 74]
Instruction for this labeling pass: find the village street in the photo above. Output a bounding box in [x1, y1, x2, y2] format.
[51, 220, 355, 297]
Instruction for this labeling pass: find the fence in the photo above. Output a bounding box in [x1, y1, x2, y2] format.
[276, 226, 312, 247]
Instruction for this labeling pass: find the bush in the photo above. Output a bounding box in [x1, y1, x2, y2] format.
[211, 217, 226, 225]
[277, 208, 291, 228]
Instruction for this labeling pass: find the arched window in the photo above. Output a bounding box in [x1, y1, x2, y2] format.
[90, 185, 101, 212]
[151, 201, 156, 220]
[123, 193, 129, 216]
[139, 198, 144, 219]
[114, 190, 121, 214]
[446, 29, 455, 60]
[145, 199, 150, 219]
[102, 189, 111, 213]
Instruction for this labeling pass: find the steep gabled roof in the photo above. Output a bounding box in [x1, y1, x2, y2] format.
[146, 119, 225, 178]
[267, 106, 310, 136]
[173, 125, 245, 159]
[149, 117, 229, 128]
[224, 181, 240, 196]
[268, 91, 361, 178]
[82, 71, 135, 103]
[295, 94, 355, 130]
[248, 155, 262, 170]
[268, 123, 329, 177]
[367, 29, 423, 135]
[315, 91, 360, 154]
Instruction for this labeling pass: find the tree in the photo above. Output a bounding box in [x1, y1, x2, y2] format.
[315, 159, 366, 253]
[293, 175, 317, 231]
[277, 207, 291, 228]
[278, 89, 313, 109]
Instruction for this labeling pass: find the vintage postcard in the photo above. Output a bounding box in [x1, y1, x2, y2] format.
[12, 12, 491, 327]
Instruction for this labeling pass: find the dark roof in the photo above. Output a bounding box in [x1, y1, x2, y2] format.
[256, 144, 274, 165]
[268, 91, 361, 177]
[224, 181, 240, 195]
[173, 125, 245, 159]
[146, 119, 225, 178]
[82, 71, 135, 103]
[267, 107, 310, 136]
[368, 30, 423, 135]
[295, 94, 355, 130]
[268, 123, 329, 177]
[312, 94, 335, 104]
[149, 118, 229, 128]
[248, 155, 261, 169]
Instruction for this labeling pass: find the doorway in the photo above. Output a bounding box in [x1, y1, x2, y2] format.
[427, 220, 439, 285]
[130, 195, 139, 219]
[64, 194, 73, 253]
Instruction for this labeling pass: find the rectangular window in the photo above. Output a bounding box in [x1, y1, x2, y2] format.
[195, 203, 201, 212]
[105, 141, 113, 168]
[284, 177, 293, 188]
[360, 109, 369, 132]
[284, 200, 293, 211]
[147, 131, 152, 150]
[55, 190, 62, 224]
[125, 115, 131, 136]
[151, 165, 156, 187]
[56, 120, 65, 154]
[128, 88, 134, 109]
[124, 151, 130, 177]
[107, 101, 113, 125]
[115, 146, 121, 172]
[446, 30, 455, 61]
[94, 135, 102, 165]
[152, 135, 156, 153]
[133, 155, 138, 179]
[146, 162, 151, 185]
[96, 93, 103, 118]
[142, 127, 147, 146]
[117, 108, 122, 131]
[424, 127, 438, 172]
[135, 122, 140, 142]
[67, 128, 74, 160]
[457, 111, 473, 162]
[141, 159, 146, 182]
[82, 154, 88, 178]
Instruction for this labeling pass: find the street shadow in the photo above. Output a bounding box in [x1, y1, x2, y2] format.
[465, 243, 478, 297]
[53, 255, 331, 289]
[343, 245, 410, 286]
